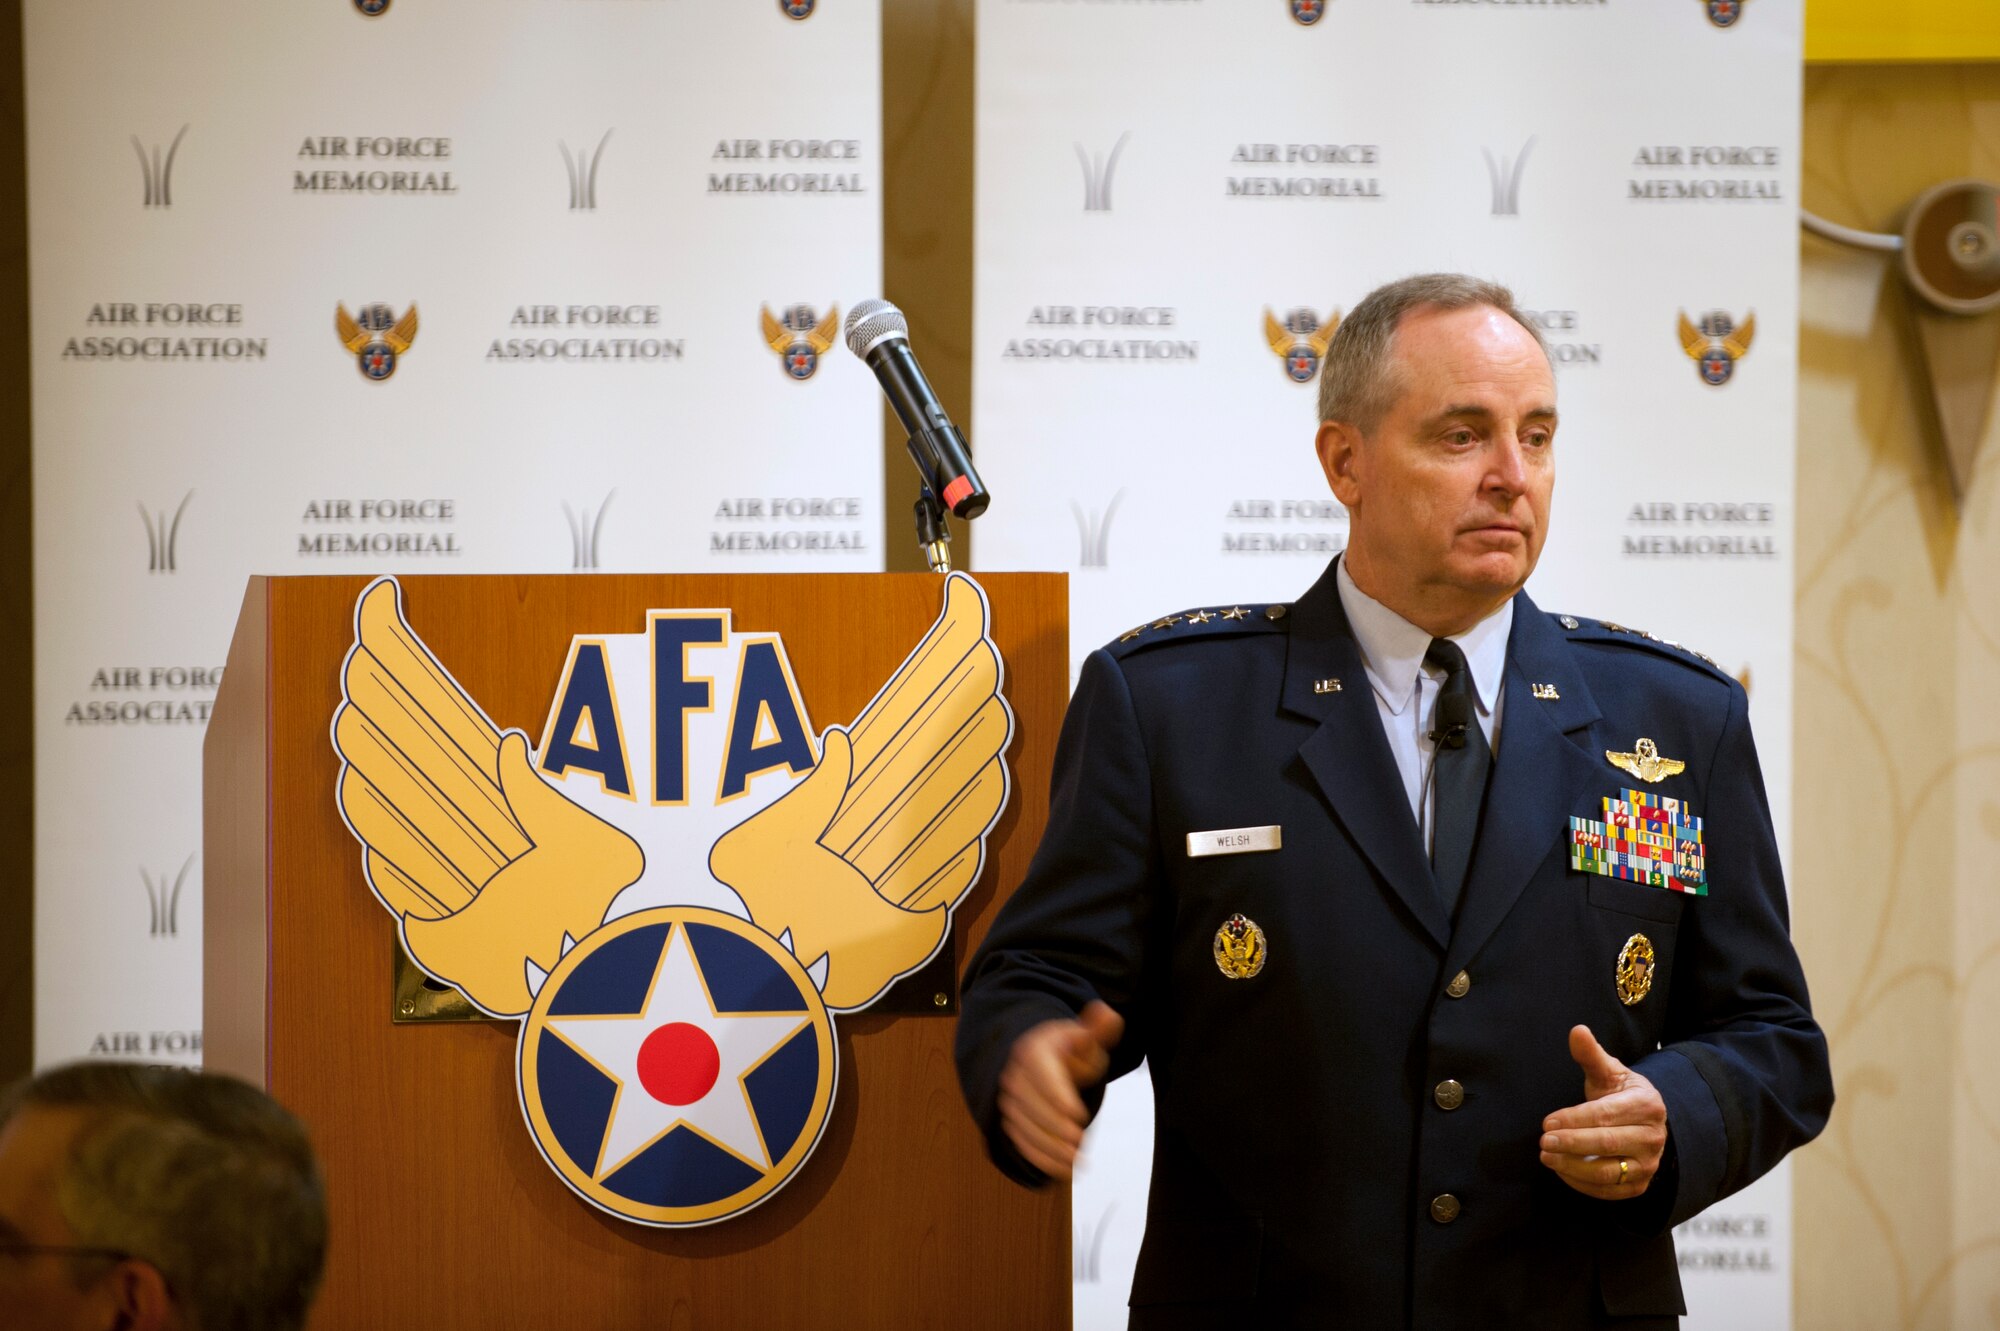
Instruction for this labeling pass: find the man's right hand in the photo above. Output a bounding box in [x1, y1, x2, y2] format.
[996, 1000, 1125, 1181]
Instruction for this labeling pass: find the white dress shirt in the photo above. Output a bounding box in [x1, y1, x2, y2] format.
[1334, 558, 1514, 854]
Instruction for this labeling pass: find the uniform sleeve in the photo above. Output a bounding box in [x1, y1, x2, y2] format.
[1632, 679, 1833, 1228]
[954, 646, 1163, 1185]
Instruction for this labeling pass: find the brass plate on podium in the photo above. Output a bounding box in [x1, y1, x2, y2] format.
[392, 938, 486, 1023]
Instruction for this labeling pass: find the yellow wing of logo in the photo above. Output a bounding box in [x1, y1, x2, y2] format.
[1721, 310, 1754, 360]
[335, 304, 370, 355]
[805, 304, 840, 356]
[386, 304, 420, 355]
[760, 305, 792, 354]
[709, 573, 1013, 1011]
[333, 578, 645, 1017]
[1676, 310, 1707, 360]
[1262, 308, 1293, 359]
[1309, 309, 1341, 357]
[1264, 308, 1339, 360]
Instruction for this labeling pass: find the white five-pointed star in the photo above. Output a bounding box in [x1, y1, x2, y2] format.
[549, 925, 809, 1179]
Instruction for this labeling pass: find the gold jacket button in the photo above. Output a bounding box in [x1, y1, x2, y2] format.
[1430, 1194, 1461, 1224]
[1445, 970, 1471, 999]
[1433, 1079, 1465, 1111]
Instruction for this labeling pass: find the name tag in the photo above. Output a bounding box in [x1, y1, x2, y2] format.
[1186, 825, 1282, 858]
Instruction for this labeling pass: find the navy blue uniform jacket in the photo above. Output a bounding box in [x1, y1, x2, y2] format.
[956, 561, 1832, 1328]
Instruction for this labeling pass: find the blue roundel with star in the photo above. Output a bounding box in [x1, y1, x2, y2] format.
[357, 341, 398, 381]
[783, 343, 819, 380]
[517, 906, 836, 1227]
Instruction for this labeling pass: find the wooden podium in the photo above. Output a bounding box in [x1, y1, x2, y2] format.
[204, 573, 1069, 1330]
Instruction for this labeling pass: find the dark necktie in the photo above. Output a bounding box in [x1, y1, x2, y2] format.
[1425, 637, 1492, 919]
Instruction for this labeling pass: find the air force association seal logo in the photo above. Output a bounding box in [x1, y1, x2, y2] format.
[1677, 308, 1754, 386]
[1291, 0, 1326, 24]
[332, 573, 1011, 1225]
[337, 302, 419, 381]
[1703, 0, 1746, 27]
[1264, 306, 1340, 384]
[761, 303, 840, 381]
[780, 0, 816, 17]
[354, 0, 390, 15]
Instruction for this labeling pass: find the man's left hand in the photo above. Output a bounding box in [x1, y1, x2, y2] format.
[1539, 1024, 1668, 1200]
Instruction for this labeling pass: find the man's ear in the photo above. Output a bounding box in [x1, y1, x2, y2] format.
[1316, 419, 1364, 509]
[105, 1258, 179, 1331]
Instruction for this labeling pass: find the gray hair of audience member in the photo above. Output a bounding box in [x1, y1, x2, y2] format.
[0, 1061, 327, 1331]
[1316, 273, 1551, 432]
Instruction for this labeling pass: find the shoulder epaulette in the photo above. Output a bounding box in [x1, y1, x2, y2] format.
[1550, 612, 1735, 684]
[1104, 603, 1292, 658]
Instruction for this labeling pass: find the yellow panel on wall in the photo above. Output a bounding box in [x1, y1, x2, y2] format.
[1807, 0, 2000, 63]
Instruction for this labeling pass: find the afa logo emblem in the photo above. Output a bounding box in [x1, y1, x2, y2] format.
[761, 303, 840, 381]
[1291, 0, 1326, 24]
[332, 573, 1010, 1225]
[336, 302, 418, 381]
[1263, 306, 1340, 384]
[1703, 0, 1746, 27]
[1677, 308, 1755, 386]
[780, 0, 816, 17]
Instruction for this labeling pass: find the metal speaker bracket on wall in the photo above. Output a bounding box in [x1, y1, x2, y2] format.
[1804, 179, 2000, 502]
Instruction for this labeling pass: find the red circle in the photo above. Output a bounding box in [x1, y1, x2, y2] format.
[636, 1023, 721, 1106]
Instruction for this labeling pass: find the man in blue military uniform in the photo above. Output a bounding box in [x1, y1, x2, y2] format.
[955, 273, 1832, 1327]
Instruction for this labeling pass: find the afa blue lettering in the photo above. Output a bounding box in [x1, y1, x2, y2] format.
[539, 643, 631, 796]
[653, 616, 725, 804]
[719, 640, 816, 799]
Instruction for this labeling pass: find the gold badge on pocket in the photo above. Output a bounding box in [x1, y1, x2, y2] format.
[1213, 913, 1267, 979]
[1616, 933, 1655, 1006]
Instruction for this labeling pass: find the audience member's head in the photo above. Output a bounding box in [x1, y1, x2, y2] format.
[0, 1061, 326, 1331]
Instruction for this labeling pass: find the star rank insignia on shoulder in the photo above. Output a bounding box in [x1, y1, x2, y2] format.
[1108, 604, 1290, 657]
[1551, 612, 1733, 684]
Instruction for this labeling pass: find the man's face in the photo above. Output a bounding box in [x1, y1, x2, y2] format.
[0, 1106, 120, 1331]
[1319, 303, 1556, 631]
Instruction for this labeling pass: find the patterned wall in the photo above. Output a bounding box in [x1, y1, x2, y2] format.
[1793, 62, 2000, 1331]
[22, 0, 886, 1070]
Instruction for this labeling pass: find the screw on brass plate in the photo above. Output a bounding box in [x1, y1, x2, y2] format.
[933, 992, 949, 1008]
[398, 998, 416, 1016]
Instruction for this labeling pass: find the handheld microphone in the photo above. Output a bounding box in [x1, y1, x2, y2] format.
[844, 299, 989, 519]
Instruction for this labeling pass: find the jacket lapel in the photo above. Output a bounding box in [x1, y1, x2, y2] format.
[1443, 593, 1603, 970]
[1283, 563, 1450, 949]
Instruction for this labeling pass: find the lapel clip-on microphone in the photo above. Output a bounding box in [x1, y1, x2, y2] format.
[1429, 692, 1474, 750]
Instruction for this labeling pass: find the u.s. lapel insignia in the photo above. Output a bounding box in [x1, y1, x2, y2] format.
[1616, 933, 1655, 1005]
[1213, 913, 1267, 979]
[1606, 737, 1685, 783]
[1532, 683, 1560, 700]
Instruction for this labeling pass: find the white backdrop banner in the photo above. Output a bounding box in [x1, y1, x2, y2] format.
[27, 1, 882, 1071]
[974, 3, 1800, 1327]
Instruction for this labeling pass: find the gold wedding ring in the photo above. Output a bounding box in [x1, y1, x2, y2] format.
[1618, 1158, 1630, 1185]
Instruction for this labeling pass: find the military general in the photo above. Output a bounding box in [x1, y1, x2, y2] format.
[955, 272, 1832, 1328]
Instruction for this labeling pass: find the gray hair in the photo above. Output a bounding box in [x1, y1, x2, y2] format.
[0, 1062, 326, 1331]
[1316, 273, 1550, 431]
